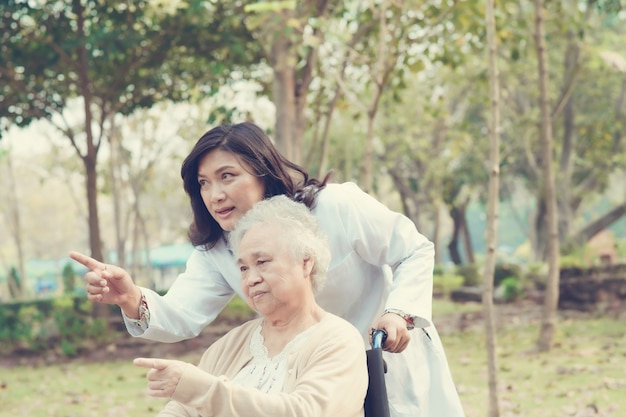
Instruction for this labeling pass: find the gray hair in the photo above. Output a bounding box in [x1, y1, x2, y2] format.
[230, 195, 330, 293]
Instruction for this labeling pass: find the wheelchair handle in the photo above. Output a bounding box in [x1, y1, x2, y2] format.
[371, 329, 388, 349]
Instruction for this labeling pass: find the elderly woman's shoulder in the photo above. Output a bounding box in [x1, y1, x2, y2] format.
[319, 312, 365, 346]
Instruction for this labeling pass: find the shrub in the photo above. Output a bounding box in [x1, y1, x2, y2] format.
[0, 296, 113, 357]
[500, 276, 524, 302]
[434, 274, 465, 298]
[455, 263, 481, 286]
[525, 262, 547, 290]
[494, 262, 522, 287]
[62, 262, 76, 294]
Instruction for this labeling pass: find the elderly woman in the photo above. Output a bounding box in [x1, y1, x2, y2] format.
[134, 195, 368, 417]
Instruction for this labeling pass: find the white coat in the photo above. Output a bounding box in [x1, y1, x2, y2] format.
[126, 182, 466, 417]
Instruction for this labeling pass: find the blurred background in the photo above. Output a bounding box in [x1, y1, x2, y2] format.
[1, 1, 625, 416]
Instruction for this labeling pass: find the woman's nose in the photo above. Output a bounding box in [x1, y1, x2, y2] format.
[244, 269, 262, 286]
[209, 185, 226, 202]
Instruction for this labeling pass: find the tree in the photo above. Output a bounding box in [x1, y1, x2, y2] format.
[484, 0, 502, 414]
[0, 0, 258, 264]
[0, 147, 26, 297]
[534, 0, 561, 352]
[496, 1, 626, 259]
[244, 0, 332, 163]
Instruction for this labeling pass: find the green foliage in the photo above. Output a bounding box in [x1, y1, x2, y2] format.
[493, 262, 522, 287]
[0, 297, 111, 357]
[15, 304, 47, 352]
[434, 274, 465, 298]
[0, 0, 261, 134]
[51, 297, 110, 357]
[524, 262, 547, 290]
[7, 266, 22, 299]
[455, 263, 481, 286]
[61, 262, 76, 295]
[559, 254, 586, 269]
[500, 276, 524, 302]
[0, 295, 249, 357]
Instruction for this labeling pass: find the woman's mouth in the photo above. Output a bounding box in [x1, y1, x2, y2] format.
[215, 207, 235, 219]
[251, 291, 266, 300]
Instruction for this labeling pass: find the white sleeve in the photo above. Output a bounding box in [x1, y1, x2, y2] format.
[332, 182, 434, 326]
[123, 248, 235, 343]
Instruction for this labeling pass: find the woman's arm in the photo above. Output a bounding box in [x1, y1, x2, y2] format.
[126, 248, 236, 342]
[325, 182, 435, 325]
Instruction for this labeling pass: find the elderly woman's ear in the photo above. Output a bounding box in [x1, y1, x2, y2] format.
[303, 256, 314, 277]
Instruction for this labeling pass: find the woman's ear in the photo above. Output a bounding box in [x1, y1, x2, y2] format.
[302, 256, 314, 278]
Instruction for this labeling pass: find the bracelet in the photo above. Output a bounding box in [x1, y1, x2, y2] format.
[137, 293, 150, 326]
[383, 308, 416, 330]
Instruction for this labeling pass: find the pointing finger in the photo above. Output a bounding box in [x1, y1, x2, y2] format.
[134, 357, 168, 370]
[69, 251, 105, 272]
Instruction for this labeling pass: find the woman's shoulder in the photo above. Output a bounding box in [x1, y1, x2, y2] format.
[315, 182, 365, 211]
[318, 181, 362, 198]
[316, 312, 364, 345]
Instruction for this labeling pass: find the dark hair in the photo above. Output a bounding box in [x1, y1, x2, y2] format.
[181, 122, 329, 248]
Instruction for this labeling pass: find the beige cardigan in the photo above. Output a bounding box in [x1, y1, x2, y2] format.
[157, 313, 368, 417]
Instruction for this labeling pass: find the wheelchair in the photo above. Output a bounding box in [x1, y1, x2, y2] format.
[365, 329, 390, 417]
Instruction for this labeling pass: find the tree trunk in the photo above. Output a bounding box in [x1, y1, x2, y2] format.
[74, 0, 107, 321]
[534, 0, 561, 352]
[557, 31, 577, 241]
[532, 196, 547, 261]
[109, 121, 127, 269]
[264, 0, 329, 164]
[433, 204, 442, 265]
[362, 0, 390, 193]
[573, 201, 626, 243]
[448, 206, 464, 265]
[460, 203, 475, 264]
[272, 45, 297, 161]
[74, 0, 103, 263]
[4, 152, 27, 299]
[316, 50, 350, 176]
[484, 0, 502, 413]
[363, 113, 376, 193]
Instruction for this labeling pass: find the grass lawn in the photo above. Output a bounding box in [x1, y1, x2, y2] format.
[1, 302, 624, 417]
[446, 313, 626, 417]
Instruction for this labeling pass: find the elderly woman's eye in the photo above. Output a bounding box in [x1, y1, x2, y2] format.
[239, 265, 248, 273]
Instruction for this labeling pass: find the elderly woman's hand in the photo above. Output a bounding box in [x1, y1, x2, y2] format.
[372, 313, 411, 353]
[134, 358, 189, 398]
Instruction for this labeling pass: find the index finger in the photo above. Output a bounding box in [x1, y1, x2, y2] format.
[69, 251, 104, 271]
[134, 357, 168, 370]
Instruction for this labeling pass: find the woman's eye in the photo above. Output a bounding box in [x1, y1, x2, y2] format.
[221, 172, 234, 180]
[239, 265, 248, 273]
